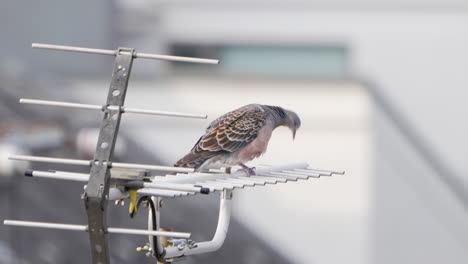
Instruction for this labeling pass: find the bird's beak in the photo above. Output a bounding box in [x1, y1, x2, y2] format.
[292, 128, 296, 140]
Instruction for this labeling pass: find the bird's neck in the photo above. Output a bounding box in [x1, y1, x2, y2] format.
[267, 116, 285, 129]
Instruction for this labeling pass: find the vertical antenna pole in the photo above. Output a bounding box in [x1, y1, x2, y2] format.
[84, 48, 135, 264]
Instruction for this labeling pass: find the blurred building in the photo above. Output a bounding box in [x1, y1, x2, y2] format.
[1, 0, 468, 264]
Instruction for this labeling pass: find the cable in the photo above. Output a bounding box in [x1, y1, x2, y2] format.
[135, 196, 167, 263]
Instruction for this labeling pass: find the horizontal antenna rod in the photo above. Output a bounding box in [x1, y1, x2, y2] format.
[132, 181, 211, 194]
[32, 43, 219, 64]
[24, 169, 211, 194]
[25, 170, 89, 182]
[20, 98, 207, 119]
[9, 155, 194, 173]
[3, 220, 190, 238]
[114, 161, 194, 173]
[138, 189, 192, 198]
[10, 155, 92, 166]
[283, 170, 320, 178]
[157, 163, 309, 185]
[305, 168, 346, 175]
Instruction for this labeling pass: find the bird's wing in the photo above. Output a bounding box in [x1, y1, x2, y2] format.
[175, 105, 266, 168]
[201, 106, 266, 152]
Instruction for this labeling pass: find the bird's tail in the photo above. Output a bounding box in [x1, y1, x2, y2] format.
[174, 155, 202, 171]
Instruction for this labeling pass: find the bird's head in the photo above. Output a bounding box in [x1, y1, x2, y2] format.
[266, 105, 301, 140]
[284, 109, 301, 140]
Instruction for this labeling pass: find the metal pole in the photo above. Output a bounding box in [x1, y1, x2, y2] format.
[20, 98, 207, 119]
[20, 98, 103, 110]
[254, 176, 288, 183]
[138, 189, 191, 198]
[264, 172, 300, 181]
[9, 155, 194, 173]
[25, 170, 89, 182]
[24, 169, 210, 194]
[293, 168, 332, 176]
[4, 220, 86, 231]
[83, 47, 135, 264]
[122, 107, 207, 119]
[113, 161, 194, 173]
[32, 43, 219, 64]
[140, 182, 210, 194]
[9, 155, 91, 166]
[281, 171, 312, 180]
[3, 220, 191, 238]
[107, 227, 190, 238]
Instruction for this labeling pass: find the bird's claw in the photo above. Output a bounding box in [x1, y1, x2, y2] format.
[240, 164, 256, 176]
[245, 167, 256, 176]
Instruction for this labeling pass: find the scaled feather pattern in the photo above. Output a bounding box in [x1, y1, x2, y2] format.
[174, 104, 301, 172]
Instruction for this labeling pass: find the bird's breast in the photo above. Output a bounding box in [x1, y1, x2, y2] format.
[237, 124, 273, 162]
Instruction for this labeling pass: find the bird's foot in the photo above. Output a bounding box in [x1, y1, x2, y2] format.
[239, 163, 256, 176]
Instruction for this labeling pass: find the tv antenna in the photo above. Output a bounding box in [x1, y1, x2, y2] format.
[4, 43, 344, 263]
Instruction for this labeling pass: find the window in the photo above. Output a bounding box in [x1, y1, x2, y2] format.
[170, 44, 348, 79]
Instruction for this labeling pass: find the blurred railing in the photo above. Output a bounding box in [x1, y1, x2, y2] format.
[366, 81, 468, 212]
